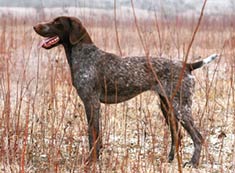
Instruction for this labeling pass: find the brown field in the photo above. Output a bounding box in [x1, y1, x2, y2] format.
[0, 7, 235, 173]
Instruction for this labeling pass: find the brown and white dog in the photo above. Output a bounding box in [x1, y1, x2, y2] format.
[34, 16, 218, 167]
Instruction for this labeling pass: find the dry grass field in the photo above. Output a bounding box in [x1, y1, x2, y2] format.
[0, 6, 235, 173]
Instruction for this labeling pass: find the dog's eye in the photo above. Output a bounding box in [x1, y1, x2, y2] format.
[53, 20, 60, 25]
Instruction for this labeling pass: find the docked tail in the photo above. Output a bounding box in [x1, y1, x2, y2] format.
[187, 54, 218, 71]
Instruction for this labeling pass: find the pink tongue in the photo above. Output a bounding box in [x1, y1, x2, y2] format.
[38, 37, 53, 48]
[38, 36, 57, 48]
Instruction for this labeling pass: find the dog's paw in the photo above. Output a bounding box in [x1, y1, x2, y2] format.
[183, 161, 198, 168]
[167, 154, 174, 163]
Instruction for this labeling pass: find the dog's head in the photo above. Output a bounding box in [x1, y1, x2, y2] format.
[33, 16, 92, 49]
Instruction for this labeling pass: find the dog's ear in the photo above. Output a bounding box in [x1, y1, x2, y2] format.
[69, 17, 92, 45]
[69, 17, 84, 45]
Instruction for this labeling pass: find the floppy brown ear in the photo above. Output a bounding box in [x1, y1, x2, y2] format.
[69, 18, 81, 45]
[69, 17, 83, 45]
[69, 17, 93, 45]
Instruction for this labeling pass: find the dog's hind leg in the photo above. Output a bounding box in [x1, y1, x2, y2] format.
[172, 85, 203, 167]
[172, 97, 203, 168]
[181, 116, 203, 168]
[159, 95, 181, 163]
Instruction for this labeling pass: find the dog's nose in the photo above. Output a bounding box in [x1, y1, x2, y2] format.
[33, 25, 40, 32]
[33, 24, 50, 33]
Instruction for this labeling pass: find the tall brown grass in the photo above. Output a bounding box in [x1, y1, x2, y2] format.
[0, 6, 234, 173]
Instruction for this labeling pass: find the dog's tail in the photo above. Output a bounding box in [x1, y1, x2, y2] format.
[187, 54, 218, 71]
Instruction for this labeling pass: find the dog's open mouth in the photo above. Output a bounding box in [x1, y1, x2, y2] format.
[38, 36, 60, 48]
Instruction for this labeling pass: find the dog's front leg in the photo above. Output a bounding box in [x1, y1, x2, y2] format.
[73, 68, 102, 163]
[83, 95, 102, 163]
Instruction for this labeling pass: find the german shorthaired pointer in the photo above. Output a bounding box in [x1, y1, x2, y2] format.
[33, 16, 218, 167]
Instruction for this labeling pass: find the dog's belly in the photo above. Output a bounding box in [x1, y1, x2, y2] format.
[99, 89, 144, 104]
[99, 81, 151, 104]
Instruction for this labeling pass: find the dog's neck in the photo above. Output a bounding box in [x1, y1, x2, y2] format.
[63, 30, 93, 64]
[62, 41, 95, 69]
[79, 32, 93, 44]
[63, 43, 73, 68]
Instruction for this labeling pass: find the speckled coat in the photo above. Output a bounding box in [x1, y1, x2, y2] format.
[69, 43, 202, 166]
[33, 16, 217, 168]
[71, 44, 193, 104]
